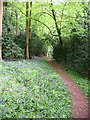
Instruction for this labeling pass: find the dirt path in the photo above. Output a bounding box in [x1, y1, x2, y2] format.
[47, 58, 89, 119]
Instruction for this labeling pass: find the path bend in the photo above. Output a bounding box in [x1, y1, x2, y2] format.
[47, 59, 89, 119]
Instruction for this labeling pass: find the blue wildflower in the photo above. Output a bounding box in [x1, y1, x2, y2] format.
[22, 116, 26, 118]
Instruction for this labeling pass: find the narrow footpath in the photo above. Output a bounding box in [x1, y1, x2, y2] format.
[47, 58, 89, 119]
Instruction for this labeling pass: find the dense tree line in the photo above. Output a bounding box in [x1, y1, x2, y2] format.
[0, 0, 89, 76]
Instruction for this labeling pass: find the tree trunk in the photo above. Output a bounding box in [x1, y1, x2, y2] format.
[51, 0, 63, 60]
[5, 2, 8, 23]
[0, 0, 3, 60]
[16, 10, 18, 38]
[29, 1, 32, 59]
[88, 1, 90, 79]
[26, 2, 29, 59]
[51, 0, 63, 46]
[88, 1, 90, 40]
[29, 2, 32, 40]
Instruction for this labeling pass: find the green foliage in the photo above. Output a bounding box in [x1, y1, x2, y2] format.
[2, 5, 24, 59]
[14, 30, 48, 57]
[53, 34, 88, 75]
[1, 1, 89, 118]
[14, 31, 26, 57]
[52, 42, 63, 62]
[2, 1, 89, 75]
[0, 59, 71, 118]
[30, 32, 48, 56]
[65, 34, 88, 75]
[2, 27, 24, 59]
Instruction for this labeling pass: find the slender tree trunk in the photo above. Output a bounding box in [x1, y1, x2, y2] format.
[51, 0, 63, 46]
[51, 0, 64, 60]
[5, 2, 8, 23]
[16, 10, 18, 38]
[88, 1, 90, 40]
[26, 2, 29, 59]
[88, 1, 90, 79]
[5, 2, 8, 35]
[0, 0, 3, 60]
[29, 2, 32, 40]
[29, 1, 32, 59]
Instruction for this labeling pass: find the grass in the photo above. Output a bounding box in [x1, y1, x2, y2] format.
[0, 58, 71, 118]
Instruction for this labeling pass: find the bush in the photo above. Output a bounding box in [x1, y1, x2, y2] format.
[2, 10, 24, 60]
[30, 32, 48, 56]
[53, 33, 89, 75]
[2, 36, 24, 59]
[2, 27, 24, 60]
[52, 42, 62, 62]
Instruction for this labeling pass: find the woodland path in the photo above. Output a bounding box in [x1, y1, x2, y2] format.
[41, 56, 89, 119]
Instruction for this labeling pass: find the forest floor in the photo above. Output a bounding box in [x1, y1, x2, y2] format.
[0, 58, 72, 118]
[0, 57, 89, 118]
[44, 56, 89, 118]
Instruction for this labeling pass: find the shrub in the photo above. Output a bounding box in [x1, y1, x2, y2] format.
[53, 33, 88, 75]
[2, 36, 24, 59]
[30, 32, 48, 56]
